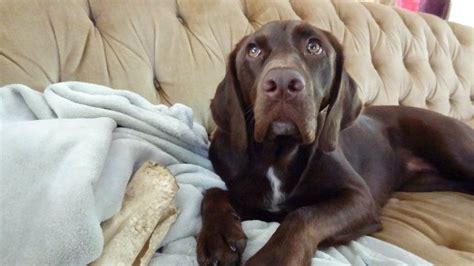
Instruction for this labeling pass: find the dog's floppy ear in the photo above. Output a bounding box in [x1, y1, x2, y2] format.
[319, 35, 362, 152]
[211, 46, 247, 152]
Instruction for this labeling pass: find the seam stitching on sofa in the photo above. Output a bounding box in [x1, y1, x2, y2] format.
[47, 15, 61, 83]
[130, 20, 153, 70]
[100, 31, 150, 68]
[287, 0, 302, 21]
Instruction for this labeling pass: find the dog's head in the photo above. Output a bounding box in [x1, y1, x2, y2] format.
[211, 20, 362, 152]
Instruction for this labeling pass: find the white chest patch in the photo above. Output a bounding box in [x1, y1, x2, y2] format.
[266, 167, 286, 212]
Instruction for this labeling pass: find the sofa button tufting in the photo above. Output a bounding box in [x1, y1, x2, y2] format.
[403, 60, 409, 70]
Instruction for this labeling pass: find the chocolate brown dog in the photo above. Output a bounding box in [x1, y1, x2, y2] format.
[197, 20, 474, 266]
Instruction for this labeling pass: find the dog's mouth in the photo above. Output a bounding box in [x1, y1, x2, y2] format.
[254, 103, 317, 144]
[270, 121, 298, 136]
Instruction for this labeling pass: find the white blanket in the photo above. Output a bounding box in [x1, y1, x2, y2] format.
[0, 82, 431, 266]
[0, 82, 224, 265]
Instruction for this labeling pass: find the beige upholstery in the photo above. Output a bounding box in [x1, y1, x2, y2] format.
[1, 0, 473, 264]
[1, 0, 473, 131]
[374, 192, 474, 265]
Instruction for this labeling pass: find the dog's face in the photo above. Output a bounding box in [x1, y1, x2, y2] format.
[235, 21, 335, 144]
[212, 20, 362, 152]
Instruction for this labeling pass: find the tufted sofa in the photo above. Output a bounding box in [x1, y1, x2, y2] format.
[1, 0, 473, 264]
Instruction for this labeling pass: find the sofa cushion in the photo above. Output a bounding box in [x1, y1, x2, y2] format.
[374, 192, 474, 264]
[1, 0, 473, 131]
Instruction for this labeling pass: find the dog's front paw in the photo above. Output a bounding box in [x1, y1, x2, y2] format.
[197, 210, 247, 266]
[245, 242, 309, 266]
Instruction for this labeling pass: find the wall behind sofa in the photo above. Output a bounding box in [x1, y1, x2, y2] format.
[449, 0, 474, 27]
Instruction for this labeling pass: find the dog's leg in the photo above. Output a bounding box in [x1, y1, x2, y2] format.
[197, 188, 247, 266]
[425, 123, 474, 183]
[401, 113, 474, 184]
[400, 172, 474, 194]
[319, 221, 382, 247]
[245, 187, 377, 266]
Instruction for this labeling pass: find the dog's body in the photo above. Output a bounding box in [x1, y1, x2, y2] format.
[197, 21, 474, 266]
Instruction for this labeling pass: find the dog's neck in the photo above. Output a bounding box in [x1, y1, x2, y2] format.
[260, 137, 298, 163]
[258, 137, 312, 185]
[251, 138, 312, 214]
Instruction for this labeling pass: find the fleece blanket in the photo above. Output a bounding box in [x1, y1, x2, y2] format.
[0, 82, 224, 265]
[0, 82, 430, 266]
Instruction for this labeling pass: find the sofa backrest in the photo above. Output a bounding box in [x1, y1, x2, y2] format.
[1, 0, 473, 132]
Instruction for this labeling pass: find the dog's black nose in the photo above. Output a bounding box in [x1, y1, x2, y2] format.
[262, 68, 305, 100]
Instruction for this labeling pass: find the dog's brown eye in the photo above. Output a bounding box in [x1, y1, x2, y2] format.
[307, 39, 323, 55]
[248, 44, 261, 57]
